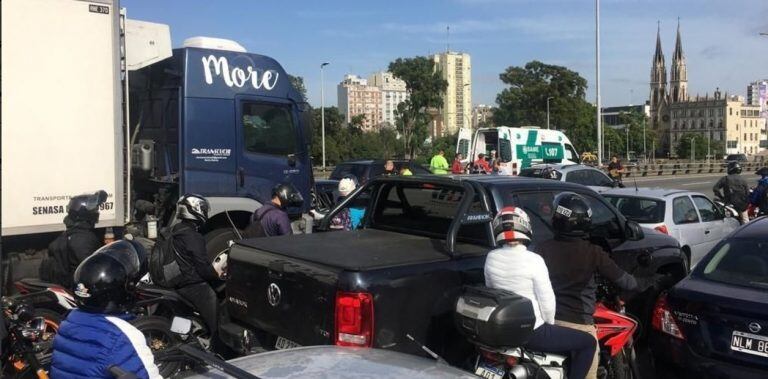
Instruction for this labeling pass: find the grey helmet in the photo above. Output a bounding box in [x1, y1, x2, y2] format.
[727, 161, 742, 175]
[176, 194, 210, 225]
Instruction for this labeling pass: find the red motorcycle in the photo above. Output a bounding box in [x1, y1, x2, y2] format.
[457, 285, 640, 379]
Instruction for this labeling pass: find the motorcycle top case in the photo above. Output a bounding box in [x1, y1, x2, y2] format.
[455, 285, 535, 348]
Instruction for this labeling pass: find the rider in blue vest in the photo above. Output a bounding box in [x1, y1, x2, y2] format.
[51, 239, 161, 379]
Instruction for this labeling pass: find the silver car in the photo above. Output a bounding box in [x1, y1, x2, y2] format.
[519, 163, 619, 190]
[183, 346, 478, 379]
[601, 188, 739, 268]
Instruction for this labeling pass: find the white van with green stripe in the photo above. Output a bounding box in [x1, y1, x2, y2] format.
[456, 126, 580, 175]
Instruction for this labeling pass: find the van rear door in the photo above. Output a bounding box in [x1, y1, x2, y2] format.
[456, 128, 473, 164]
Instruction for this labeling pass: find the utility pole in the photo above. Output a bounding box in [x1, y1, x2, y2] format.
[626, 125, 630, 160]
[707, 130, 711, 164]
[320, 62, 330, 170]
[642, 117, 647, 163]
[595, 0, 602, 165]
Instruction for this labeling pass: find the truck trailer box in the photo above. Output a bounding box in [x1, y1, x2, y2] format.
[2, 0, 125, 236]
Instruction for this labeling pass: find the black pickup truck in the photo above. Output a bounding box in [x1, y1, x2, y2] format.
[222, 175, 685, 362]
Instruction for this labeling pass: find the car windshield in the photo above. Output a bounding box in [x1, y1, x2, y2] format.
[698, 239, 768, 290]
[330, 164, 368, 181]
[604, 195, 665, 223]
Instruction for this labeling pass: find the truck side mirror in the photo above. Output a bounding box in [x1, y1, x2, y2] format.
[298, 103, 313, 147]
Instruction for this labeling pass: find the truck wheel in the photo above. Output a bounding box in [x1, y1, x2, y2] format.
[205, 228, 240, 262]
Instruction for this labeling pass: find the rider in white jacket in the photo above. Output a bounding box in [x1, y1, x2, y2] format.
[484, 207, 596, 379]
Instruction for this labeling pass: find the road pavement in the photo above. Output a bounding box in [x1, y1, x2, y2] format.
[623, 172, 762, 198]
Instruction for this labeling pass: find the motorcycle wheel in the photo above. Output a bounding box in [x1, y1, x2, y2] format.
[131, 316, 182, 377]
[608, 347, 638, 379]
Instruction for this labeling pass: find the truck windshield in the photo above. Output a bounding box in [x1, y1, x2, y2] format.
[371, 182, 488, 244]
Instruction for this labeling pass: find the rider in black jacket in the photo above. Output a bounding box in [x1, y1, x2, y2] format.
[534, 192, 640, 379]
[41, 191, 107, 288]
[171, 194, 223, 352]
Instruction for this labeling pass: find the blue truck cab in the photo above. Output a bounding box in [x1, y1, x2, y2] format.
[129, 38, 312, 252]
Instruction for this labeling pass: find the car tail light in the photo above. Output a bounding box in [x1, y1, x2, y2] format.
[655, 224, 669, 235]
[652, 294, 685, 340]
[335, 291, 374, 347]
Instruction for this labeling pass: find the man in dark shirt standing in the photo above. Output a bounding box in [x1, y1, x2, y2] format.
[254, 183, 304, 236]
[713, 161, 750, 224]
[534, 193, 639, 379]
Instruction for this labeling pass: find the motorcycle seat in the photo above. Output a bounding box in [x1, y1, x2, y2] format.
[18, 278, 65, 291]
[135, 283, 196, 309]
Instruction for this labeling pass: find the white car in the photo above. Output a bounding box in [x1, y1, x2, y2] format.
[602, 188, 740, 269]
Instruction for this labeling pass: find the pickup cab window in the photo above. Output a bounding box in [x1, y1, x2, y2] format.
[242, 103, 296, 156]
[507, 191, 624, 242]
[371, 183, 488, 244]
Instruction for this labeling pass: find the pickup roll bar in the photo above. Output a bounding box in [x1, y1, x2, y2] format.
[445, 181, 477, 257]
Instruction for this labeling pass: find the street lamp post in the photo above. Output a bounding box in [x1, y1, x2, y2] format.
[320, 62, 330, 170]
[625, 125, 630, 160]
[595, 0, 603, 165]
[642, 117, 647, 163]
[546, 96, 554, 130]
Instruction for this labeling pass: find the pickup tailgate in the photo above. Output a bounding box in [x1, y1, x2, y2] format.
[226, 229, 459, 347]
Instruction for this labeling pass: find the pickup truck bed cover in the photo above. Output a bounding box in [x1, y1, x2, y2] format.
[236, 229, 487, 271]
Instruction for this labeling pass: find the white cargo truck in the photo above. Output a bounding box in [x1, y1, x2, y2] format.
[1, 0, 315, 287]
[456, 126, 580, 175]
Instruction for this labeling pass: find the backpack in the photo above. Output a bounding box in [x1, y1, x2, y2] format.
[243, 207, 277, 238]
[148, 225, 188, 288]
[726, 176, 750, 212]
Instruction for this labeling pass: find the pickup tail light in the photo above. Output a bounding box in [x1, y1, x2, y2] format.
[651, 294, 685, 340]
[335, 292, 374, 347]
[655, 224, 669, 235]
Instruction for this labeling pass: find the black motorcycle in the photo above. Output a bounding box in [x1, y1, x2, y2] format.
[1, 295, 60, 379]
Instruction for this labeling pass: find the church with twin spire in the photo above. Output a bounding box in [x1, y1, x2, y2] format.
[648, 21, 765, 157]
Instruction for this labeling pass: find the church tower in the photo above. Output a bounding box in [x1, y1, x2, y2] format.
[670, 20, 688, 103]
[649, 23, 668, 130]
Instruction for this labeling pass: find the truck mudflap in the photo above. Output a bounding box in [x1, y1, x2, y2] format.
[226, 243, 340, 348]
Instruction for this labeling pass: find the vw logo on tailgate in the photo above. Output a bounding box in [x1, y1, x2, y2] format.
[748, 322, 762, 334]
[267, 283, 282, 307]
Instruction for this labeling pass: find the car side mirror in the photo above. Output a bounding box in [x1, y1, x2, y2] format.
[625, 220, 644, 241]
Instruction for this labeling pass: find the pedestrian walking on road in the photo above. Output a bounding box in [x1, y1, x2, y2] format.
[249, 183, 304, 237]
[607, 156, 625, 182]
[713, 162, 750, 224]
[430, 150, 449, 175]
[451, 153, 465, 174]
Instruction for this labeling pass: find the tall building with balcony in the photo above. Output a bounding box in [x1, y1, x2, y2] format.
[368, 72, 408, 128]
[471, 104, 494, 129]
[747, 80, 768, 107]
[430, 51, 471, 136]
[337, 75, 382, 132]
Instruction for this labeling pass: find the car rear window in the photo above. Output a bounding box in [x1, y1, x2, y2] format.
[604, 196, 665, 223]
[519, 167, 563, 180]
[330, 164, 367, 181]
[699, 240, 768, 290]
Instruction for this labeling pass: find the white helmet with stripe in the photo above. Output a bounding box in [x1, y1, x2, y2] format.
[493, 206, 533, 245]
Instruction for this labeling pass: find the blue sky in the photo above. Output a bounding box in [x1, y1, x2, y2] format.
[124, 0, 767, 108]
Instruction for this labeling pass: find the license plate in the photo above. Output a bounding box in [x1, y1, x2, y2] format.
[474, 362, 506, 379]
[275, 336, 302, 350]
[730, 330, 768, 358]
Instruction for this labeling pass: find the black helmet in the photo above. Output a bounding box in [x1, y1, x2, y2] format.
[272, 183, 304, 208]
[67, 190, 108, 223]
[756, 167, 768, 177]
[552, 192, 592, 237]
[72, 240, 148, 314]
[727, 161, 742, 175]
[176, 194, 210, 225]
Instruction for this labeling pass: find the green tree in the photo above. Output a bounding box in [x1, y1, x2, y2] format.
[676, 133, 723, 161]
[494, 61, 596, 153]
[287, 75, 307, 101]
[613, 110, 657, 159]
[311, 107, 345, 164]
[349, 114, 367, 131]
[388, 57, 448, 158]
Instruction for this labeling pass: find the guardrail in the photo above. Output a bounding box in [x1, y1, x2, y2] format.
[313, 159, 767, 180]
[622, 161, 765, 177]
